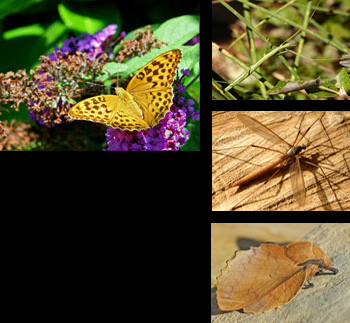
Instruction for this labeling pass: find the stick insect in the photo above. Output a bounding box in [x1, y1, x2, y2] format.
[212, 111, 350, 211]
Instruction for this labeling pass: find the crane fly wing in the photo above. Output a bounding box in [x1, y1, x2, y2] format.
[290, 155, 306, 206]
[238, 114, 292, 149]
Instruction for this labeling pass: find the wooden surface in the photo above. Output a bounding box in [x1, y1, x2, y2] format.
[211, 223, 350, 322]
[212, 111, 350, 211]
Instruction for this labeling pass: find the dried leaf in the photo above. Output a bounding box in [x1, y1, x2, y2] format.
[268, 77, 322, 95]
[339, 54, 350, 69]
[216, 241, 338, 314]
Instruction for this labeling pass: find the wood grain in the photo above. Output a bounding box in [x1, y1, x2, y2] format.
[212, 111, 350, 211]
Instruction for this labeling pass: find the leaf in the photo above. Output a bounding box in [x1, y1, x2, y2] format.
[309, 82, 339, 99]
[336, 69, 350, 94]
[153, 15, 199, 46]
[58, 2, 122, 35]
[216, 241, 337, 314]
[96, 62, 129, 82]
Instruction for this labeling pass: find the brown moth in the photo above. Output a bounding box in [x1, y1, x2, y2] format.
[216, 241, 338, 314]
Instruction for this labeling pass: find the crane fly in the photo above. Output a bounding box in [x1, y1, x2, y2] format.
[227, 112, 345, 210]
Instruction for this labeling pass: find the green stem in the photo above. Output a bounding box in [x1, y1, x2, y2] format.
[225, 43, 291, 91]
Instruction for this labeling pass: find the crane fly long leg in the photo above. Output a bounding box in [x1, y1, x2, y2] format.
[289, 155, 306, 206]
[294, 111, 326, 147]
[237, 115, 292, 149]
[250, 144, 284, 154]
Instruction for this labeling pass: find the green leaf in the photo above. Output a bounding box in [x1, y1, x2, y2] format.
[180, 44, 199, 72]
[336, 69, 350, 94]
[309, 82, 338, 99]
[97, 62, 129, 82]
[153, 14, 199, 46]
[42, 21, 69, 54]
[3, 24, 45, 39]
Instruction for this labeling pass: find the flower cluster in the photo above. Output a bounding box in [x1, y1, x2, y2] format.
[49, 24, 121, 61]
[0, 120, 39, 150]
[26, 51, 108, 127]
[0, 55, 106, 129]
[117, 25, 165, 62]
[28, 25, 121, 127]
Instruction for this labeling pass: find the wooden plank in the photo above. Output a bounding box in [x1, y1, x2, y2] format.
[212, 111, 350, 211]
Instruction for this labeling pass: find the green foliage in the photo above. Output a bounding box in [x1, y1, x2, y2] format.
[336, 69, 350, 94]
[212, 0, 350, 100]
[98, 62, 129, 82]
[153, 15, 199, 47]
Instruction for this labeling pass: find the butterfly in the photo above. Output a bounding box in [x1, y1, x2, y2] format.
[68, 49, 182, 131]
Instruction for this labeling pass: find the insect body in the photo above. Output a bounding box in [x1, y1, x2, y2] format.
[286, 144, 306, 157]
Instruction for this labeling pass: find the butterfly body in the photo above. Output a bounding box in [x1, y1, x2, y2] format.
[69, 49, 182, 131]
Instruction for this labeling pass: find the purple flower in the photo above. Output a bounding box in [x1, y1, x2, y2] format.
[181, 69, 191, 77]
[177, 83, 187, 93]
[49, 24, 120, 61]
[105, 107, 190, 151]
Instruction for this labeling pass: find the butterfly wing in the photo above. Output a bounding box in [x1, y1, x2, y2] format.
[69, 93, 149, 130]
[69, 95, 117, 125]
[126, 49, 182, 127]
